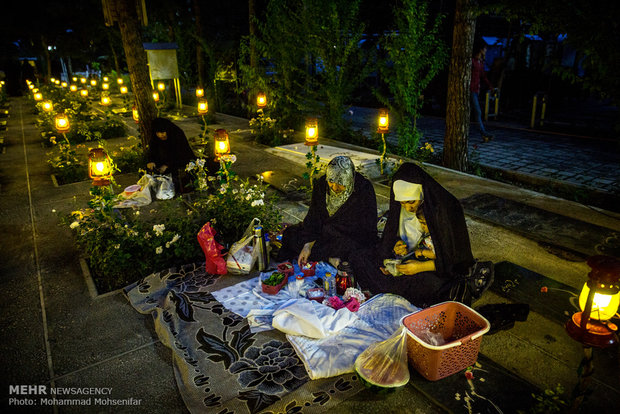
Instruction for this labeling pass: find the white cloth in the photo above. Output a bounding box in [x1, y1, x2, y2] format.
[398, 208, 424, 251]
[286, 294, 418, 379]
[272, 299, 358, 339]
[393, 180, 423, 201]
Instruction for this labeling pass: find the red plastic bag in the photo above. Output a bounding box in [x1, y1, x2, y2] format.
[197, 222, 227, 275]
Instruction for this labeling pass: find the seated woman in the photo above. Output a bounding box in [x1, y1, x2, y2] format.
[277, 156, 378, 268]
[353, 163, 483, 307]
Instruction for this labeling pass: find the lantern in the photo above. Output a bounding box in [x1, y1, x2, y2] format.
[103, 76, 109, 82]
[152, 91, 160, 102]
[197, 99, 208, 115]
[100, 95, 111, 106]
[256, 92, 267, 108]
[80, 77, 87, 84]
[90, 79, 97, 87]
[50, 77, 56, 83]
[42, 101, 53, 112]
[120, 86, 128, 94]
[305, 118, 318, 146]
[214, 129, 231, 158]
[34, 92, 43, 101]
[195, 87, 204, 98]
[88, 147, 113, 186]
[132, 106, 139, 123]
[61, 81, 67, 88]
[378, 108, 389, 133]
[566, 255, 620, 348]
[28, 83, 35, 90]
[54, 80, 60, 85]
[117, 78, 123, 85]
[102, 83, 110, 90]
[80, 89, 89, 97]
[157, 82, 165, 91]
[71, 76, 78, 82]
[70, 84, 78, 92]
[54, 113, 70, 133]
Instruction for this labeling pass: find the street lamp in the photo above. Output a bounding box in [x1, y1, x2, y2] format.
[305, 118, 318, 146]
[257, 92, 267, 108]
[214, 129, 231, 159]
[54, 113, 70, 133]
[88, 147, 113, 186]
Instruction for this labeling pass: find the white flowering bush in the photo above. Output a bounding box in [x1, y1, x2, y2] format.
[185, 158, 210, 191]
[249, 109, 290, 146]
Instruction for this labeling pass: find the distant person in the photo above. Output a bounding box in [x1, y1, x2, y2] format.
[276, 156, 378, 269]
[471, 44, 494, 142]
[147, 118, 198, 193]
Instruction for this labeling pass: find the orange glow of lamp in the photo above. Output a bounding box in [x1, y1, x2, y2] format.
[100, 95, 111, 106]
[152, 91, 160, 102]
[197, 100, 208, 115]
[88, 148, 113, 186]
[54, 113, 70, 133]
[195, 87, 204, 98]
[42, 101, 53, 112]
[132, 106, 139, 123]
[80, 89, 89, 98]
[120, 86, 128, 94]
[214, 129, 231, 159]
[377, 108, 389, 133]
[157, 82, 165, 91]
[257, 92, 267, 108]
[305, 118, 318, 146]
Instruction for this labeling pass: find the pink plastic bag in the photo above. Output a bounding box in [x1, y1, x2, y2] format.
[197, 222, 227, 275]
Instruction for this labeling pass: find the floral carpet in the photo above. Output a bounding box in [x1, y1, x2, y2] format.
[124, 263, 364, 413]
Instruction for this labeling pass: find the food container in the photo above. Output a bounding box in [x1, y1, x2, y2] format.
[261, 272, 288, 295]
[123, 184, 141, 196]
[301, 261, 316, 277]
[306, 287, 325, 302]
[277, 262, 295, 277]
[401, 301, 490, 381]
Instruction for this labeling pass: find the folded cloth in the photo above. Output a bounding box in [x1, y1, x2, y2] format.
[272, 299, 358, 339]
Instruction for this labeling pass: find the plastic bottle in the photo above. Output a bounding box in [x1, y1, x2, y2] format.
[290, 274, 304, 297]
[324, 272, 336, 297]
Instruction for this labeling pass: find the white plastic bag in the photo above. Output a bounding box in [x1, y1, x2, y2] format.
[114, 175, 153, 208]
[226, 218, 261, 274]
[154, 174, 175, 200]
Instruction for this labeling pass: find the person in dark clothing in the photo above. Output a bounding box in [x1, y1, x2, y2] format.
[147, 118, 199, 193]
[471, 44, 494, 142]
[352, 163, 477, 308]
[277, 156, 378, 268]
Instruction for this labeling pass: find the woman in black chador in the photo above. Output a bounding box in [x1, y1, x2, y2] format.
[277, 156, 378, 268]
[353, 163, 484, 308]
[147, 118, 198, 192]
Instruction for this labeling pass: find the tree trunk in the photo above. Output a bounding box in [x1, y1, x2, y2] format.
[112, 0, 157, 149]
[443, 0, 475, 171]
[193, 0, 205, 87]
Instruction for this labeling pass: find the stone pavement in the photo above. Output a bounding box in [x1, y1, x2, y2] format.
[1, 96, 620, 413]
[345, 106, 620, 195]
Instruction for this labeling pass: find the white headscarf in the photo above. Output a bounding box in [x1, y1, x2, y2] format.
[325, 156, 355, 216]
[393, 180, 424, 252]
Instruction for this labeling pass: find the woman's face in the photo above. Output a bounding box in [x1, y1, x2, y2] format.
[328, 181, 346, 194]
[156, 131, 168, 140]
[400, 200, 421, 213]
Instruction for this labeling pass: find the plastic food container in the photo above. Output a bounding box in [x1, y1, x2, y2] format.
[124, 184, 141, 196]
[277, 262, 295, 277]
[306, 287, 325, 302]
[261, 272, 288, 295]
[401, 301, 490, 381]
[301, 262, 316, 277]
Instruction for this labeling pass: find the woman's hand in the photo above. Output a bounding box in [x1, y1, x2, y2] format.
[159, 164, 169, 173]
[395, 259, 436, 276]
[147, 162, 156, 170]
[298, 241, 315, 268]
[393, 240, 408, 256]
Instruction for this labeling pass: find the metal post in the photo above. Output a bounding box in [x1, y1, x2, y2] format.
[380, 133, 386, 175]
[540, 95, 547, 127]
[530, 94, 538, 128]
[494, 89, 500, 119]
[484, 91, 490, 121]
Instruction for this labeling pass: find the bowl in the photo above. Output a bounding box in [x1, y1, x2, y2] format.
[124, 184, 141, 195]
[277, 262, 295, 277]
[301, 262, 316, 277]
[306, 287, 325, 302]
[261, 272, 288, 295]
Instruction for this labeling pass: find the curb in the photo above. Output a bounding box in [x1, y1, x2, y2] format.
[80, 257, 123, 300]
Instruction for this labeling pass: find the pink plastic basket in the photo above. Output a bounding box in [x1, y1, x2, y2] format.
[401, 301, 490, 381]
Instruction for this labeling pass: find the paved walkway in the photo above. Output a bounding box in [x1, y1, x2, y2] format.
[345, 106, 620, 194]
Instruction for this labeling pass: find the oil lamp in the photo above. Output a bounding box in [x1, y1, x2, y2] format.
[34, 92, 43, 101]
[100, 95, 111, 106]
[80, 77, 87, 84]
[195, 87, 204, 98]
[102, 83, 110, 90]
[54, 113, 70, 133]
[120, 86, 128, 94]
[157, 82, 165, 91]
[103, 76, 109, 82]
[256, 92, 267, 108]
[214, 129, 231, 159]
[152, 91, 160, 102]
[197, 99, 208, 115]
[117, 78, 123, 85]
[132, 106, 139, 123]
[61, 81, 67, 88]
[80, 89, 89, 97]
[377, 108, 389, 133]
[42, 101, 53, 112]
[90, 79, 97, 87]
[305, 118, 318, 146]
[88, 147, 113, 186]
[70, 84, 78, 92]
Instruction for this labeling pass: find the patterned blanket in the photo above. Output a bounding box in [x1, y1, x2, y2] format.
[124, 263, 364, 413]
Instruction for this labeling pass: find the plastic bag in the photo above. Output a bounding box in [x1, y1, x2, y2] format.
[114, 174, 153, 208]
[226, 218, 261, 274]
[354, 326, 410, 390]
[153, 174, 175, 200]
[197, 222, 227, 275]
